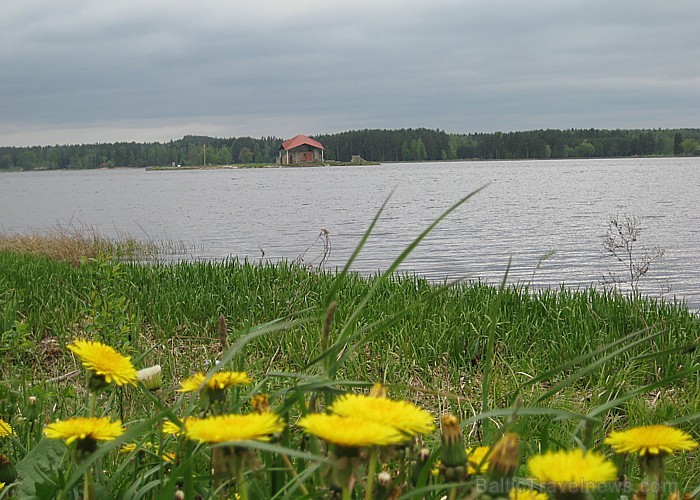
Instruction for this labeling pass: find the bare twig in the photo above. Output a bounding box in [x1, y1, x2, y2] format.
[600, 214, 665, 293]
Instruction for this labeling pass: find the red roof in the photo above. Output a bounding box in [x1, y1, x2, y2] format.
[280, 134, 324, 151]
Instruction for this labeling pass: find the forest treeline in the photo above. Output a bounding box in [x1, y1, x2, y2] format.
[1, 128, 699, 170]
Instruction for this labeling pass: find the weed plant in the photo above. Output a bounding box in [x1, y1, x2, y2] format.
[0, 191, 698, 498]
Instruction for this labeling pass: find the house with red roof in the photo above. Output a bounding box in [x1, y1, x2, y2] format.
[277, 134, 325, 165]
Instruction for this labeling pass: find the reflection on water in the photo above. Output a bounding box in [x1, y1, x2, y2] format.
[2, 157, 699, 309]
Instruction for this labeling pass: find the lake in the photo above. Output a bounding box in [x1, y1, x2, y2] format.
[2, 157, 699, 309]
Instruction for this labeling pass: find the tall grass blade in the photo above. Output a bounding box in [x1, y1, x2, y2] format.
[461, 406, 599, 428]
[327, 185, 487, 376]
[321, 187, 395, 311]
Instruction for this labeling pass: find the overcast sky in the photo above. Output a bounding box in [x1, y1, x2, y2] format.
[1, 0, 699, 146]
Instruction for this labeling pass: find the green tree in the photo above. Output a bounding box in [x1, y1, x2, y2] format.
[410, 138, 427, 161]
[219, 147, 232, 165]
[400, 141, 411, 161]
[681, 139, 699, 156]
[186, 147, 200, 166]
[0, 154, 12, 169]
[673, 132, 683, 156]
[238, 147, 254, 163]
[18, 151, 37, 169]
[574, 140, 595, 157]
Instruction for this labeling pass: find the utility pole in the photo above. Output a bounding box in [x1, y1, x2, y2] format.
[203, 143, 207, 166]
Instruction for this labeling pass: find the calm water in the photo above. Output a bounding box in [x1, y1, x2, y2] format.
[2, 158, 699, 309]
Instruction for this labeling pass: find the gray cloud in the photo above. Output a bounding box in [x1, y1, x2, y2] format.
[1, 0, 698, 146]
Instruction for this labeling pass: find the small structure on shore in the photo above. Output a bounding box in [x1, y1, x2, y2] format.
[277, 135, 325, 165]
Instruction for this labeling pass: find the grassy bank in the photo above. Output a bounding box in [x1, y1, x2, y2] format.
[1, 249, 698, 495]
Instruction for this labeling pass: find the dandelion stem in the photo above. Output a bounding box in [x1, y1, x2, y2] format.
[183, 442, 194, 500]
[365, 447, 379, 500]
[640, 454, 664, 500]
[83, 468, 95, 500]
[643, 470, 661, 500]
[236, 466, 249, 500]
[88, 392, 97, 418]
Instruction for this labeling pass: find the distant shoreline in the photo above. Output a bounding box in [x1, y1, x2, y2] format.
[145, 160, 379, 171]
[2, 156, 696, 173]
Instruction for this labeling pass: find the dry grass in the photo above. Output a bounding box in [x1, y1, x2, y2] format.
[0, 224, 181, 264]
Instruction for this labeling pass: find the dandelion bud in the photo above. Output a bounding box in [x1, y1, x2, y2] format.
[369, 383, 388, 399]
[632, 482, 648, 500]
[0, 454, 17, 484]
[250, 394, 271, 414]
[26, 395, 40, 421]
[411, 446, 432, 486]
[488, 433, 520, 479]
[137, 365, 162, 391]
[439, 415, 467, 481]
[217, 314, 229, 351]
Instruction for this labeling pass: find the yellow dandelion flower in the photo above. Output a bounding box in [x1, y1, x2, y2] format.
[44, 417, 124, 445]
[250, 394, 271, 414]
[119, 442, 174, 462]
[178, 371, 251, 392]
[120, 443, 138, 454]
[184, 413, 284, 444]
[68, 339, 137, 386]
[162, 420, 183, 436]
[0, 419, 12, 437]
[431, 446, 493, 477]
[467, 446, 491, 475]
[329, 394, 435, 436]
[509, 488, 548, 500]
[298, 414, 406, 448]
[605, 424, 698, 456]
[527, 448, 617, 492]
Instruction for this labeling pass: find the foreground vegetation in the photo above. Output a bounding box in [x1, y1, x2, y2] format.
[1, 189, 699, 497]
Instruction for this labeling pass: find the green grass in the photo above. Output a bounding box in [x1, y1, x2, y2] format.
[1, 250, 698, 496]
[2, 254, 697, 384]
